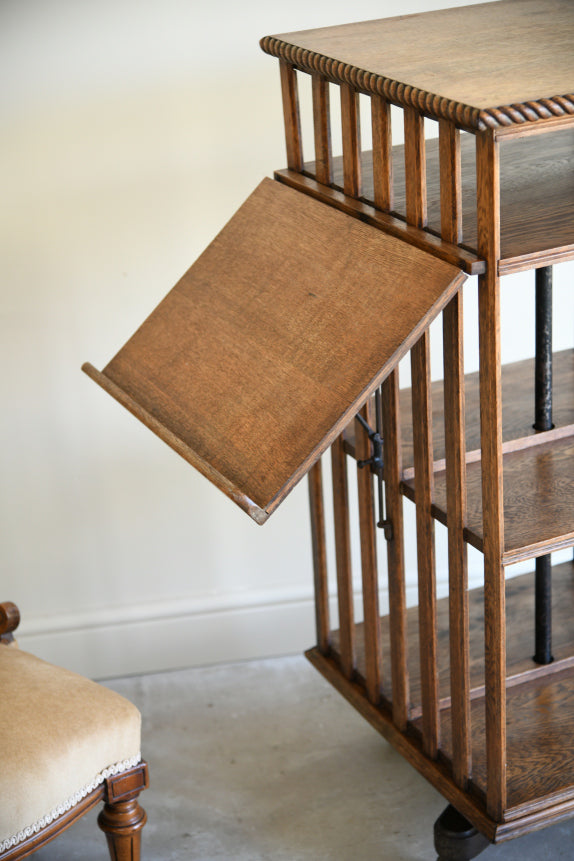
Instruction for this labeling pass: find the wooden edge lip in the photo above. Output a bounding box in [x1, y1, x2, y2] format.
[260, 36, 574, 131]
[499, 244, 574, 276]
[81, 363, 269, 526]
[502, 533, 574, 567]
[274, 170, 484, 275]
[493, 112, 574, 140]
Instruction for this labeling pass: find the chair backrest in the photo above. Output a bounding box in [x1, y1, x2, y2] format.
[0, 602, 20, 645]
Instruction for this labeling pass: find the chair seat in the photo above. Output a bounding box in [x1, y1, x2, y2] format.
[0, 645, 141, 853]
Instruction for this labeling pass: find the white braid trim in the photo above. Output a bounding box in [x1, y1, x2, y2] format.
[0, 753, 141, 854]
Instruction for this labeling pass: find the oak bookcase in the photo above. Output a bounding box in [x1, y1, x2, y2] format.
[85, 2, 574, 857]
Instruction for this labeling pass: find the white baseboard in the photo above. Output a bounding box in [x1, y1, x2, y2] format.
[15, 589, 320, 680]
[15, 584, 424, 680]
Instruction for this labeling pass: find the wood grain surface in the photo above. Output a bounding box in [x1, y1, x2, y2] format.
[85, 178, 465, 522]
[306, 128, 574, 271]
[421, 434, 574, 563]
[262, 1, 574, 130]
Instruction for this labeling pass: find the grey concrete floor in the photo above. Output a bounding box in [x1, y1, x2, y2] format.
[35, 654, 574, 860]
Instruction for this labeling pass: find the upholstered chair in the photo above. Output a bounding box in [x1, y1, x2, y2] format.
[0, 602, 149, 860]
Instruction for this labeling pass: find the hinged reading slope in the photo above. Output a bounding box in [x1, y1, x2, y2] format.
[84, 178, 465, 523]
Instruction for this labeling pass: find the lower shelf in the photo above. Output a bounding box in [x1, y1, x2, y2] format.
[314, 560, 574, 838]
[436, 664, 574, 812]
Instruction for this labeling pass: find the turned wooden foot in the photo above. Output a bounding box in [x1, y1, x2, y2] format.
[434, 805, 490, 861]
[98, 762, 149, 861]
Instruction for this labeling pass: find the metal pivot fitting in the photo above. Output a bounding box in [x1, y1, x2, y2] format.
[355, 389, 393, 541]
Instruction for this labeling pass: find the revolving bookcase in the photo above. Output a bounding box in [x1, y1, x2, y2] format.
[84, 1, 574, 857]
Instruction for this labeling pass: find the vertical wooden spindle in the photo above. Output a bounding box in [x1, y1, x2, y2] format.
[443, 293, 471, 786]
[411, 331, 440, 759]
[356, 402, 382, 704]
[476, 130, 506, 820]
[405, 105, 437, 756]
[382, 370, 409, 731]
[404, 108, 427, 228]
[309, 460, 330, 655]
[279, 60, 303, 172]
[371, 95, 393, 211]
[331, 435, 355, 679]
[439, 120, 463, 246]
[440, 120, 471, 788]
[312, 75, 333, 186]
[340, 83, 362, 198]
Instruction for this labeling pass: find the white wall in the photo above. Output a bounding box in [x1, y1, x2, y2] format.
[2, 0, 572, 679]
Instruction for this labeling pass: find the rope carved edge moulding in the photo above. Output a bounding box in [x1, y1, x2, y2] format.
[260, 36, 574, 132]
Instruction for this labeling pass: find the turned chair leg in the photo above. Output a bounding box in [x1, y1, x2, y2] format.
[97, 763, 149, 861]
[434, 804, 490, 861]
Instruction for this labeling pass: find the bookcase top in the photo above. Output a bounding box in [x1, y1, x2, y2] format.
[262, 0, 574, 130]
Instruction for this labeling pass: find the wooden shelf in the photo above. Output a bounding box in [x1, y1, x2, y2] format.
[437, 664, 574, 814]
[329, 560, 574, 815]
[304, 127, 574, 272]
[401, 351, 574, 563]
[403, 433, 574, 563]
[399, 349, 574, 471]
[343, 351, 574, 563]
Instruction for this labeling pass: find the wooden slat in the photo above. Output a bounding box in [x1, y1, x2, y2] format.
[312, 74, 333, 186]
[309, 460, 330, 654]
[443, 293, 471, 787]
[411, 331, 440, 758]
[476, 129, 506, 820]
[356, 403, 382, 704]
[279, 60, 303, 171]
[340, 83, 362, 198]
[439, 120, 463, 245]
[382, 371, 409, 730]
[371, 95, 393, 211]
[404, 108, 427, 228]
[331, 434, 355, 679]
[440, 118, 470, 787]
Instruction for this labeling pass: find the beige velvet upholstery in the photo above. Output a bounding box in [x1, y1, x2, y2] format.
[0, 646, 141, 851]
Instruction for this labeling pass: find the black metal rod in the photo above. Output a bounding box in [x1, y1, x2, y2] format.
[534, 555, 553, 664]
[534, 266, 553, 432]
[533, 265, 553, 664]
